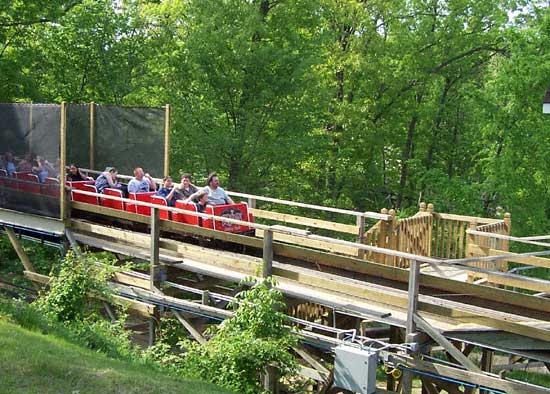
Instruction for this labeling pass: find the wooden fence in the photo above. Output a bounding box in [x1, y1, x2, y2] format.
[361, 203, 511, 271]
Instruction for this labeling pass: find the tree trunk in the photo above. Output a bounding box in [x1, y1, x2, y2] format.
[396, 94, 422, 208]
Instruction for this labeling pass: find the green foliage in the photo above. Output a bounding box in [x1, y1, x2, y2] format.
[35, 251, 116, 322]
[3, 2, 550, 236]
[180, 277, 298, 394]
[143, 278, 299, 394]
[0, 249, 139, 360]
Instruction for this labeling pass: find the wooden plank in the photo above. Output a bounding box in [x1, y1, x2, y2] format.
[434, 213, 501, 225]
[113, 272, 150, 289]
[256, 228, 358, 256]
[71, 201, 150, 224]
[249, 208, 358, 234]
[468, 270, 550, 293]
[293, 346, 330, 376]
[414, 313, 481, 372]
[298, 366, 328, 382]
[469, 244, 550, 269]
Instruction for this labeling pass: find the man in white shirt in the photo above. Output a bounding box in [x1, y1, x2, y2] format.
[127, 167, 157, 193]
[185, 172, 234, 206]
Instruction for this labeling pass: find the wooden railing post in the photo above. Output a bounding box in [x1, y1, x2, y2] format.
[387, 209, 397, 266]
[465, 221, 479, 282]
[248, 197, 256, 209]
[263, 229, 273, 279]
[149, 207, 161, 346]
[426, 203, 434, 257]
[377, 208, 388, 264]
[150, 207, 161, 291]
[418, 201, 426, 213]
[500, 213, 512, 271]
[356, 214, 366, 259]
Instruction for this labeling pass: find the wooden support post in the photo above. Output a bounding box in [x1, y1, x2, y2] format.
[263, 229, 273, 279]
[201, 290, 210, 305]
[388, 209, 397, 267]
[103, 302, 117, 321]
[64, 228, 82, 257]
[402, 259, 420, 394]
[356, 215, 366, 259]
[378, 208, 388, 264]
[248, 197, 256, 209]
[89, 102, 95, 171]
[148, 317, 156, 347]
[480, 348, 494, 394]
[263, 365, 279, 394]
[164, 104, 171, 177]
[5, 228, 38, 289]
[150, 207, 161, 291]
[466, 221, 479, 282]
[60, 101, 68, 221]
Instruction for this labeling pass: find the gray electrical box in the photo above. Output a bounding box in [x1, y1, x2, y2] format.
[334, 345, 378, 394]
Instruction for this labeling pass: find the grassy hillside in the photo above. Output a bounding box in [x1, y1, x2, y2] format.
[0, 319, 231, 394]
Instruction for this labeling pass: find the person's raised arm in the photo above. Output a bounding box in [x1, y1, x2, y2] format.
[145, 173, 157, 191]
[106, 172, 117, 188]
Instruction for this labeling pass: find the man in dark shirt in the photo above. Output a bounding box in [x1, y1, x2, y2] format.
[156, 176, 182, 207]
[178, 174, 198, 199]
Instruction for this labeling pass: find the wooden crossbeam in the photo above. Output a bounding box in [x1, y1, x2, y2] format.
[414, 313, 481, 372]
[5, 227, 37, 274]
[172, 310, 206, 344]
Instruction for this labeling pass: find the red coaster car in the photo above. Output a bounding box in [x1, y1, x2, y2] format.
[125, 192, 156, 216]
[203, 202, 254, 233]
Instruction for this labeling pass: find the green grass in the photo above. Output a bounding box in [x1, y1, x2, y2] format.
[508, 370, 550, 388]
[0, 319, 232, 394]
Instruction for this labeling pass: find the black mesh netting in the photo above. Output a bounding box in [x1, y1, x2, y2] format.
[0, 103, 61, 218]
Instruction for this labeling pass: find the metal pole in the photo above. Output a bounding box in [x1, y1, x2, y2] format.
[59, 102, 68, 221]
[89, 102, 95, 171]
[164, 104, 171, 177]
[402, 259, 420, 394]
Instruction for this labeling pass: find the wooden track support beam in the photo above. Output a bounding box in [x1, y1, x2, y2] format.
[5, 227, 36, 274]
[173, 310, 206, 344]
[414, 313, 481, 373]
